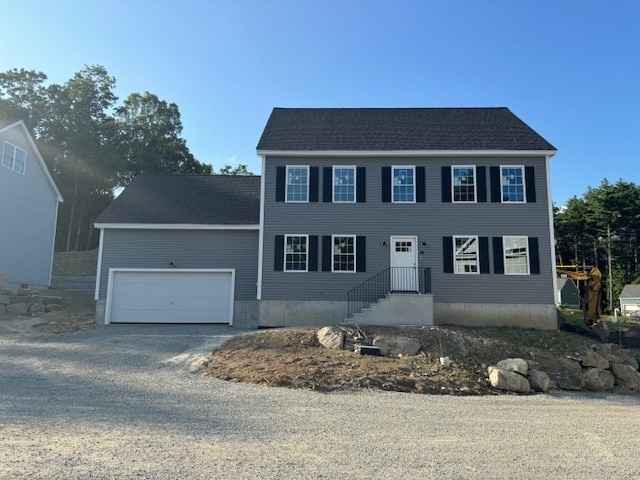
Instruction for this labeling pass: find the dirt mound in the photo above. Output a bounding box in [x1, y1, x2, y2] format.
[52, 250, 98, 276]
[205, 326, 615, 395]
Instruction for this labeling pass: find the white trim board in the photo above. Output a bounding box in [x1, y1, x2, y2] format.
[94, 223, 259, 230]
[257, 149, 557, 158]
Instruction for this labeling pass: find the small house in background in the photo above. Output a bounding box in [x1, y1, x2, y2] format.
[557, 277, 580, 307]
[0, 119, 63, 290]
[620, 284, 640, 317]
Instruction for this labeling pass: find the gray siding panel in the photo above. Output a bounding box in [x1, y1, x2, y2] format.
[99, 229, 258, 300]
[0, 126, 58, 287]
[262, 155, 554, 305]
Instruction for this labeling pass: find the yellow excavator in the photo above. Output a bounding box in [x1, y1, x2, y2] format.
[556, 265, 602, 325]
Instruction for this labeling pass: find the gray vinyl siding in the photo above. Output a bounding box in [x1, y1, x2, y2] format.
[98, 229, 258, 300]
[0, 126, 58, 287]
[262, 155, 555, 304]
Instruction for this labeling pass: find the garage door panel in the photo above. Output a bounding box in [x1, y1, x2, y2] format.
[108, 270, 234, 324]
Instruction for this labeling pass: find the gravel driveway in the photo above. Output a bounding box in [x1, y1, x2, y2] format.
[1, 326, 640, 480]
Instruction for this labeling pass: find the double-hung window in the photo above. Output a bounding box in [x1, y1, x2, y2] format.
[333, 166, 355, 203]
[452, 166, 475, 202]
[332, 235, 355, 272]
[286, 166, 309, 202]
[2, 141, 26, 175]
[392, 166, 415, 203]
[503, 236, 529, 275]
[454, 236, 479, 274]
[284, 235, 308, 271]
[501, 166, 525, 203]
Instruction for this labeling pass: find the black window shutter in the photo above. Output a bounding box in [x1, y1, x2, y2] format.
[322, 236, 332, 272]
[276, 167, 286, 202]
[416, 166, 426, 203]
[308, 236, 318, 271]
[493, 237, 504, 274]
[356, 167, 366, 203]
[381, 167, 391, 202]
[441, 166, 452, 203]
[443, 236, 454, 273]
[479, 236, 490, 274]
[477, 166, 487, 203]
[490, 166, 501, 203]
[309, 167, 319, 202]
[274, 235, 284, 271]
[356, 236, 366, 272]
[528, 237, 540, 274]
[323, 167, 332, 202]
[525, 166, 536, 203]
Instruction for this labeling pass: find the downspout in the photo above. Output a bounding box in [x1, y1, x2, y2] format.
[546, 154, 560, 305]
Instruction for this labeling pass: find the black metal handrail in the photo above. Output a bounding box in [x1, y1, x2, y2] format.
[346, 267, 431, 318]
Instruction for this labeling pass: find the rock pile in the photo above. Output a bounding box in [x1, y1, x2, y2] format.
[0, 290, 63, 318]
[317, 325, 422, 357]
[489, 343, 640, 394]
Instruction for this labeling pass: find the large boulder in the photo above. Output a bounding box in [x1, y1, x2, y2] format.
[610, 364, 640, 391]
[42, 296, 63, 305]
[0, 295, 9, 305]
[537, 356, 584, 391]
[527, 369, 551, 392]
[582, 368, 615, 391]
[45, 304, 63, 313]
[29, 303, 46, 315]
[579, 350, 609, 369]
[488, 366, 531, 393]
[372, 335, 421, 357]
[496, 358, 528, 375]
[6, 303, 28, 316]
[317, 326, 344, 350]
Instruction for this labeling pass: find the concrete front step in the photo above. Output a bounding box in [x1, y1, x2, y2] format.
[345, 293, 434, 326]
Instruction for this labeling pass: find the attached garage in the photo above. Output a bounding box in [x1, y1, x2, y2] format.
[105, 269, 235, 324]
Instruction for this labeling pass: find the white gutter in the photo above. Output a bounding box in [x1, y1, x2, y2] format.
[546, 154, 560, 305]
[257, 149, 558, 158]
[256, 154, 266, 300]
[94, 228, 104, 300]
[93, 223, 259, 230]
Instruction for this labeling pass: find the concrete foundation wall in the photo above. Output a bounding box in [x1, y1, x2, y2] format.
[434, 302, 557, 330]
[352, 294, 434, 326]
[259, 300, 348, 327]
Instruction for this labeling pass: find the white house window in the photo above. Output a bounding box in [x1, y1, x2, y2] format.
[501, 166, 525, 203]
[332, 235, 355, 272]
[452, 166, 476, 202]
[454, 236, 479, 274]
[286, 166, 309, 202]
[2, 141, 26, 175]
[504, 236, 529, 275]
[392, 166, 415, 203]
[333, 166, 355, 202]
[285, 235, 308, 271]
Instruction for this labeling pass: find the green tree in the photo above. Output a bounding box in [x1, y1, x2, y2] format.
[217, 163, 253, 175]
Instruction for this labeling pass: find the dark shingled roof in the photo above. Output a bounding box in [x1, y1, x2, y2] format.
[95, 175, 260, 225]
[257, 107, 555, 152]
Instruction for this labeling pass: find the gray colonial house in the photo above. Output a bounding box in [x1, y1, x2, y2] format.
[94, 107, 558, 329]
[0, 119, 63, 290]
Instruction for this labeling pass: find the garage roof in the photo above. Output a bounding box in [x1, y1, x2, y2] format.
[95, 174, 260, 226]
[620, 284, 640, 299]
[257, 107, 556, 152]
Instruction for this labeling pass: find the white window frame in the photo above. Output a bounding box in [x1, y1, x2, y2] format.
[453, 235, 479, 275]
[500, 165, 527, 204]
[332, 165, 356, 203]
[2, 141, 26, 175]
[331, 234, 356, 273]
[285, 165, 309, 203]
[503, 236, 530, 275]
[391, 165, 416, 204]
[451, 165, 476, 203]
[284, 234, 309, 272]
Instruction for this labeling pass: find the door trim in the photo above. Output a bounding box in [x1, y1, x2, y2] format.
[389, 236, 419, 292]
[104, 268, 235, 325]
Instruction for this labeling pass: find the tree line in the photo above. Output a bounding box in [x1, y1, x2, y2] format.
[555, 179, 640, 313]
[0, 66, 251, 252]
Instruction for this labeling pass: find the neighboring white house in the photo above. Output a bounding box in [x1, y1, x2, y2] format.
[0, 119, 63, 290]
[620, 284, 640, 317]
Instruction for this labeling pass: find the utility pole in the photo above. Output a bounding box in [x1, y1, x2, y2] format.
[607, 222, 613, 313]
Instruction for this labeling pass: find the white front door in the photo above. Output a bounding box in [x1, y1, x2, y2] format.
[390, 236, 418, 292]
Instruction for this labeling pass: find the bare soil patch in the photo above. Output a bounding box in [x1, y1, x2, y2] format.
[52, 250, 98, 276]
[205, 325, 630, 395]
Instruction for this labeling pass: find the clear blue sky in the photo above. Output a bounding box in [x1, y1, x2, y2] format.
[2, 0, 639, 206]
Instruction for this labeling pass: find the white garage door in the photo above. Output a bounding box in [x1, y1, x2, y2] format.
[106, 269, 234, 324]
